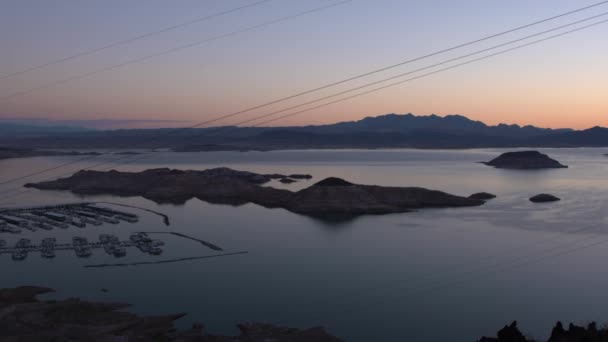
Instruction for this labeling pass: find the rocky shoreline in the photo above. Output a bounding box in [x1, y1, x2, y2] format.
[25, 167, 484, 218]
[4, 286, 605, 341]
[0, 286, 343, 341]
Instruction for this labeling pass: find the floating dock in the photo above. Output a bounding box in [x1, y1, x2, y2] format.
[0, 203, 139, 234]
[0, 233, 163, 261]
[137, 231, 223, 251]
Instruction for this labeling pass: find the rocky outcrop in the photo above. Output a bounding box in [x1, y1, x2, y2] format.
[25, 167, 483, 218]
[0, 286, 343, 341]
[469, 192, 497, 200]
[530, 194, 561, 203]
[289, 174, 313, 179]
[483, 151, 567, 169]
[478, 321, 528, 342]
[115, 151, 142, 155]
[479, 320, 608, 342]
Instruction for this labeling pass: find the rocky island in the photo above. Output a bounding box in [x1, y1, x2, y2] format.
[469, 192, 497, 200]
[25, 167, 483, 218]
[0, 286, 342, 341]
[530, 194, 561, 203]
[483, 151, 568, 169]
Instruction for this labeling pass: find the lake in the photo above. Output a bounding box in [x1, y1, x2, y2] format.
[1, 148, 607, 341]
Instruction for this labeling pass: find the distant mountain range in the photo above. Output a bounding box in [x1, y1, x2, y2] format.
[1, 113, 607, 150]
[0, 122, 89, 135]
[0, 118, 189, 131]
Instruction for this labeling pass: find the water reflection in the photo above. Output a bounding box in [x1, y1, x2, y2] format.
[0, 148, 607, 342]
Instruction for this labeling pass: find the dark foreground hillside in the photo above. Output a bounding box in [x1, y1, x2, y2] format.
[0, 286, 343, 341]
[479, 321, 608, 342]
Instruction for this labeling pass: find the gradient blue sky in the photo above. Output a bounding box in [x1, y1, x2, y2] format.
[1, 0, 607, 129]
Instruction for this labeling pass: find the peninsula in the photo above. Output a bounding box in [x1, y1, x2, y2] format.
[25, 167, 483, 218]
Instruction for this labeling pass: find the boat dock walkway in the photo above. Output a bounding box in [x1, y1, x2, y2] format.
[136, 231, 223, 251]
[0, 233, 164, 261]
[84, 251, 248, 268]
[0, 203, 140, 234]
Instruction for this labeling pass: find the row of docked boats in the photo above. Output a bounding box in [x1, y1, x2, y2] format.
[12, 238, 31, 260]
[99, 234, 126, 257]
[0, 204, 139, 234]
[41, 237, 56, 259]
[1, 233, 164, 261]
[72, 236, 93, 258]
[130, 232, 164, 255]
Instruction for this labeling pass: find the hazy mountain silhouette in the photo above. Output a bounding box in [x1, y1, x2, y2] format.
[305, 113, 566, 138]
[528, 126, 608, 146]
[1, 113, 606, 150]
[0, 122, 89, 135]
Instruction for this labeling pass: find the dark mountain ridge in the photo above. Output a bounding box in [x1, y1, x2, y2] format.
[0, 113, 604, 150]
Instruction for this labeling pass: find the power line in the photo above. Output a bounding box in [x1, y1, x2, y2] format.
[0, 0, 273, 81]
[0, 0, 602, 189]
[1, 14, 607, 202]
[223, 12, 608, 127]
[0, 0, 352, 102]
[250, 18, 608, 128]
[0, 0, 354, 189]
[141, 0, 608, 132]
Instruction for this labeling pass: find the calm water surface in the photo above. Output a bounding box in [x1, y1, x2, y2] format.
[1, 148, 607, 342]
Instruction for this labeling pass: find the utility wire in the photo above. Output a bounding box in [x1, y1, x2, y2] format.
[250, 18, 608, 128]
[100, 0, 608, 132]
[0, 0, 353, 189]
[217, 13, 608, 127]
[0, 0, 273, 80]
[0, 1, 601, 189]
[0, 0, 352, 102]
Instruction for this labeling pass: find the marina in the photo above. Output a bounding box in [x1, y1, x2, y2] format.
[0, 203, 140, 234]
[0, 233, 164, 261]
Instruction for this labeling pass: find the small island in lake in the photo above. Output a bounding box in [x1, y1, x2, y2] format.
[469, 192, 497, 200]
[483, 151, 567, 169]
[529, 194, 561, 203]
[0, 286, 342, 341]
[25, 167, 484, 218]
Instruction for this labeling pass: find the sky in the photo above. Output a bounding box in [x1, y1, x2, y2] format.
[0, 0, 607, 130]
